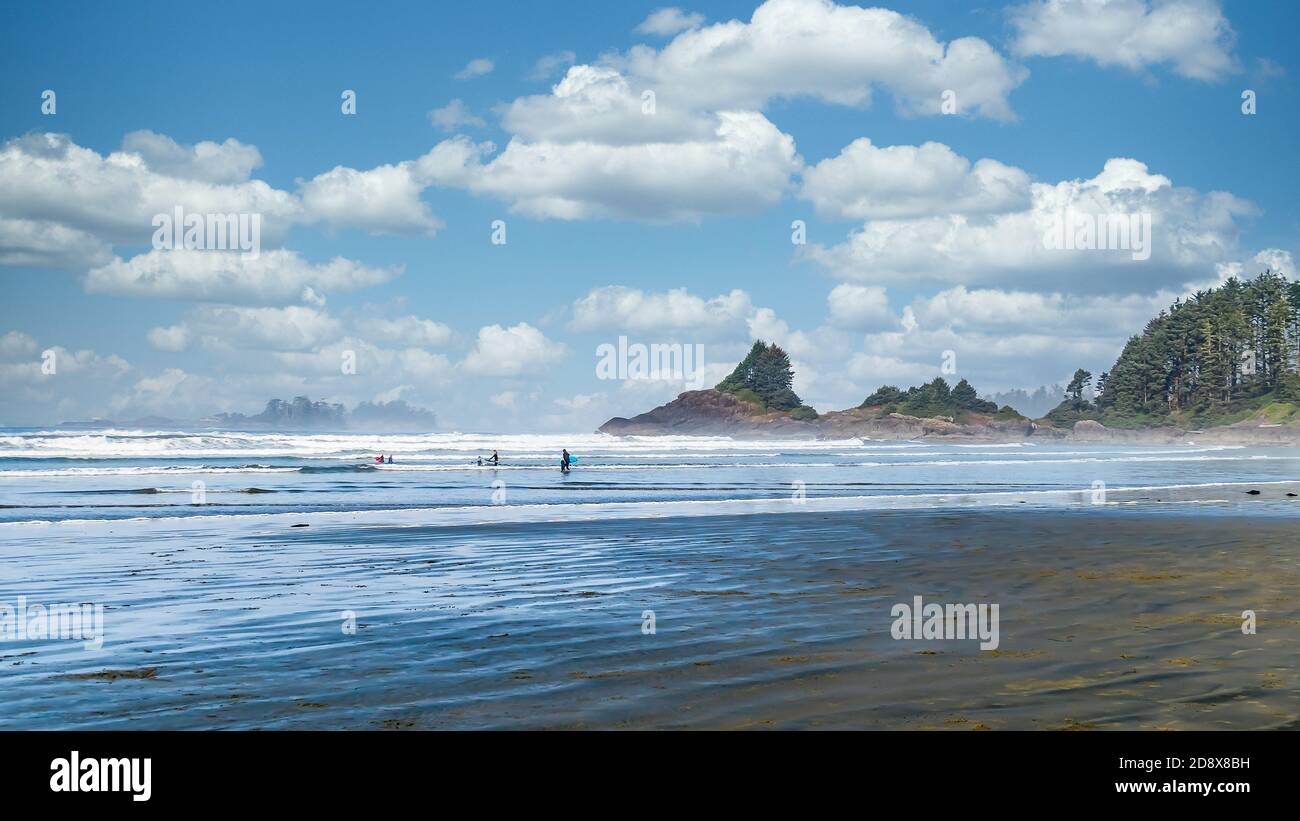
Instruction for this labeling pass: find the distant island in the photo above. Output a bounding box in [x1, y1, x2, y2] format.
[601, 271, 1300, 444]
[56, 397, 438, 432]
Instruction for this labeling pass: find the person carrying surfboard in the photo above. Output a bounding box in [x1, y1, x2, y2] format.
[560, 448, 571, 473]
[488, 450, 499, 466]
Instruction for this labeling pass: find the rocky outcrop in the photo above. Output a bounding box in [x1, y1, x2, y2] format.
[598, 390, 1052, 441]
[598, 389, 817, 437]
[1069, 419, 1185, 443]
[599, 390, 1300, 445]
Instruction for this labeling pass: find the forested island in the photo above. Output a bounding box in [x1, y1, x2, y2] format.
[601, 272, 1300, 443]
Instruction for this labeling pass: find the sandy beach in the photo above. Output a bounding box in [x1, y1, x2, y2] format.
[4, 481, 1298, 730]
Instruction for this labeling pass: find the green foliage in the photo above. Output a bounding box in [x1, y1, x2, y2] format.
[716, 341, 767, 394]
[860, 385, 902, 407]
[731, 388, 765, 408]
[1084, 270, 1298, 427]
[1066, 369, 1092, 406]
[716, 340, 803, 411]
[858, 377, 997, 418]
[789, 405, 819, 421]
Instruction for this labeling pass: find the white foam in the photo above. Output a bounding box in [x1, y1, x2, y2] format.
[4, 480, 1296, 531]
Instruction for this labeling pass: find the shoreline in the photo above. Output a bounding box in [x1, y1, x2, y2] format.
[3, 501, 1299, 729]
[3, 478, 1298, 530]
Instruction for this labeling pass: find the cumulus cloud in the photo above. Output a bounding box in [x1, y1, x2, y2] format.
[85, 248, 399, 305]
[800, 139, 1031, 220]
[460, 322, 567, 376]
[1010, 0, 1236, 81]
[0, 330, 38, 359]
[147, 324, 192, 352]
[0, 343, 134, 424]
[454, 58, 495, 79]
[1211, 248, 1296, 287]
[0, 132, 300, 269]
[570, 286, 754, 335]
[500, 64, 714, 145]
[0, 217, 112, 269]
[618, 0, 1026, 119]
[530, 50, 577, 80]
[363, 315, 454, 348]
[428, 99, 486, 132]
[827, 283, 895, 329]
[424, 110, 798, 221]
[273, 336, 454, 381]
[636, 7, 706, 35]
[120, 130, 264, 184]
[299, 160, 444, 235]
[399, 0, 1030, 221]
[185, 305, 343, 352]
[490, 391, 518, 409]
[807, 156, 1257, 294]
[907, 285, 1175, 338]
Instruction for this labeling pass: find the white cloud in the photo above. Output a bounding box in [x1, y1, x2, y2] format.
[85, 249, 399, 305]
[490, 391, 518, 409]
[827, 283, 894, 329]
[147, 324, 192, 352]
[0, 330, 38, 359]
[0, 345, 134, 424]
[618, 0, 1026, 119]
[396, 0, 1028, 221]
[800, 138, 1031, 220]
[364, 315, 454, 348]
[570, 286, 754, 335]
[807, 156, 1257, 294]
[460, 322, 567, 377]
[120, 130, 264, 184]
[269, 337, 455, 384]
[553, 392, 600, 410]
[907, 285, 1175, 338]
[425, 110, 798, 221]
[636, 8, 706, 36]
[454, 58, 495, 80]
[531, 50, 577, 80]
[0, 217, 114, 269]
[0, 133, 300, 269]
[428, 99, 486, 132]
[188, 305, 343, 352]
[299, 160, 443, 235]
[500, 64, 716, 145]
[1010, 0, 1236, 81]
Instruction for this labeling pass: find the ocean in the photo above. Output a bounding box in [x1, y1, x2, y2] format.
[2, 428, 1298, 524]
[2, 428, 1298, 729]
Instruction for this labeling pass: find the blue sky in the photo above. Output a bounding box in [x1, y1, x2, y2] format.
[1, 0, 1296, 429]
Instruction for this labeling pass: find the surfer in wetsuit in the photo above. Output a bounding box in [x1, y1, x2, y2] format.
[560, 448, 571, 473]
[488, 450, 499, 466]
[386, 455, 393, 464]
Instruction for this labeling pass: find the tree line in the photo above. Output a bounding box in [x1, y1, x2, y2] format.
[1055, 271, 1300, 426]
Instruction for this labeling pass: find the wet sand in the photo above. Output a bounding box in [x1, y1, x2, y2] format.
[3, 489, 1299, 729]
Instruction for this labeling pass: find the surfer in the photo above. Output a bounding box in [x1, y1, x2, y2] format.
[560, 448, 571, 473]
[386, 455, 393, 464]
[374, 454, 384, 464]
[488, 450, 499, 466]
